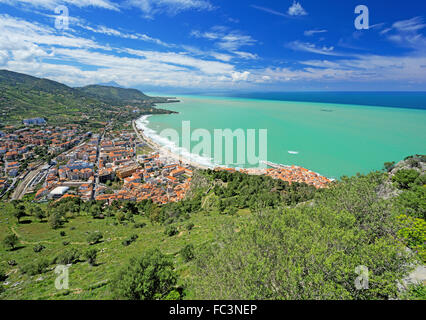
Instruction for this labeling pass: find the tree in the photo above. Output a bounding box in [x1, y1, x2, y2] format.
[84, 248, 98, 266]
[13, 205, 26, 223]
[112, 249, 177, 300]
[87, 232, 103, 245]
[383, 161, 395, 172]
[3, 234, 19, 251]
[48, 212, 62, 229]
[180, 244, 195, 262]
[34, 206, 45, 222]
[392, 169, 420, 189]
[191, 173, 414, 300]
[165, 225, 178, 237]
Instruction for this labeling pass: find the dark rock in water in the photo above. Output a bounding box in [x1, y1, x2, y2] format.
[321, 109, 334, 112]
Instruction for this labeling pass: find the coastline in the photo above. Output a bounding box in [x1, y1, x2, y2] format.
[132, 118, 211, 170]
[132, 116, 333, 186]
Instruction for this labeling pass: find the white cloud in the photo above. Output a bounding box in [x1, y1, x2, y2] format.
[79, 24, 173, 47]
[0, 0, 119, 11]
[286, 41, 339, 56]
[250, 5, 287, 18]
[231, 71, 250, 82]
[393, 16, 426, 32]
[380, 17, 426, 51]
[191, 27, 257, 57]
[287, 1, 307, 16]
[0, 14, 250, 89]
[125, 0, 214, 17]
[304, 29, 327, 37]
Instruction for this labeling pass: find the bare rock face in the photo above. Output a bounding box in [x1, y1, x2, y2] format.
[389, 155, 426, 177]
[377, 154, 425, 200]
[375, 181, 401, 200]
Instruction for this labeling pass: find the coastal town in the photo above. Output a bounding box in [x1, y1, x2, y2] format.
[0, 117, 331, 205]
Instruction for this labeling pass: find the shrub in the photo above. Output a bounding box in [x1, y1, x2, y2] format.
[180, 244, 195, 262]
[165, 225, 178, 237]
[186, 223, 194, 231]
[383, 161, 395, 172]
[0, 268, 7, 282]
[21, 259, 49, 276]
[84, 248, 98, 266]
[33, 244, 45, 253]
[133, 222, 146, 229]
[3, 234, 18, 251]
[400, 283, 426, 300]
[112, 249, 177, 300]
[87, 232, 103, 245]
[48, 213, 63, 229]
[60, 231, 66, 237]
[7, 260, 17, 266]
[397, 215, 426, 262]
[54, 248, 80, 265]
[122, 235, 138, 246]
[191, 173, 414, 300]
[393, 169, 420, 189]
[62, 241, 70, 246]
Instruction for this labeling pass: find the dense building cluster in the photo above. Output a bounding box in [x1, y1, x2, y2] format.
[33, 128, 193, 204]
[216, 165, 331, 189]
[0, 124, 88, 180]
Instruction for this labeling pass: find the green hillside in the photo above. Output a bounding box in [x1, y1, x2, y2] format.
[0, 157, 425, 300]
[0, 70, 174, 128]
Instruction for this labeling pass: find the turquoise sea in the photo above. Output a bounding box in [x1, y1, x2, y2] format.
[137, 94, 426, 179]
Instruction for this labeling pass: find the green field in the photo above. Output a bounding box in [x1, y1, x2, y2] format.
[0, 202, 249, 300]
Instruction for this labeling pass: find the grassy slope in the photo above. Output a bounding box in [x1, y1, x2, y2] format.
[0, 202, 250, 300]
[0, 70, 109, 126]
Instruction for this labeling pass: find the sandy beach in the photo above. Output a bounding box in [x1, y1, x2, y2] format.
[132, 120, 211, 170]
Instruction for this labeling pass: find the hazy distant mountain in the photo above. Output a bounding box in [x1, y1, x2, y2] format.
[76, 84, 172, 106]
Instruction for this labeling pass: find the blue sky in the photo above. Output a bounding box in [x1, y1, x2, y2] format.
[0, 0, 425, 93]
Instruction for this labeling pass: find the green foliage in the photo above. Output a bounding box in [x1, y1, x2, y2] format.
[395, 186, 426, 220]
[396, 215, 426, 262]
[111, 249, 177, 300]
[34, 206, 46, 222]
[33, 244, 45, 253]
[87, 232, 103, 245]
[191, 173, 414, 300]
[54, 248, 80, 265]
[122, 234, 138, 247]
[383, 161, 395, 172]
[13, 205, 26, 223]
[60, 231, 66, 237]
[84, 248, 98, 266]
[392, 169, 420, 189]
[165, 225, 178, 237]
[186, 223, 195, 231]
[3, 234, 19, 251]
[133, 222, 146, 229]
[180, 244, 195, 262]
[48, 213, 63, 230]
[400, 284, 426, 300]
[21, 259, 49, 276]
[0, 268, 7, 282]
